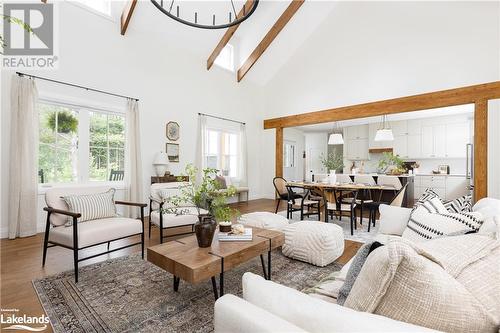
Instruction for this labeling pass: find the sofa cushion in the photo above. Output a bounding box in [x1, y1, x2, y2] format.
[150, 207, 206, 228]
[402, 205, 484, 242]
[378, 204, 412, 236]
[344, 235, 499, 333]
[239, 212, 289, 231]
[473, 197, 500, 219]
[49, 217, 142, 248]
[62, 188, 117, 225]
[45, 186, 112, 226]
[444, 194, 472, 213]
[282, 221, 344, 267]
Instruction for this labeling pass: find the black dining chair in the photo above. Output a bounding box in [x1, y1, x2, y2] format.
[364, 184, 408, 232]
[287, 187, 322, 220]
[273, 177, 303, 217]
[326, 188, 359, 235]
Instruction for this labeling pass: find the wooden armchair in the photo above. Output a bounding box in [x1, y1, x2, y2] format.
[42, 186, 146, 283]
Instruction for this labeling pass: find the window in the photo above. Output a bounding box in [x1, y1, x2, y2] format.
[205, 129, 238, 177]
[38, 101, 125, 184]
[284, 143, 295, 168]
[72, 0, 112, 16]
[214, 44, 234, 72]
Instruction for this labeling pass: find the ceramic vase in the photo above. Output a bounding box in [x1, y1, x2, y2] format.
[195, 214, 217, 248]
[329, 170, 337, 184]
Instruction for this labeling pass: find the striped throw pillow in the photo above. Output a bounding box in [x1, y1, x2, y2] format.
[444, 194, 472, 213]
[402, 205, 484, 242]
[62, 189, 117, 225]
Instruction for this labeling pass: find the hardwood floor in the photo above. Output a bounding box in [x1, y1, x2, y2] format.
[0, 199, 361, 332]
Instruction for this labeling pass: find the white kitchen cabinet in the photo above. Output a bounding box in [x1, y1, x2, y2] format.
[393, 135, 408, 158]
[391, 120, 408, 136]
[421, 126, 434, 157]
[445, 122, 470, 158]
[445, 176, 469, 199]
[421, 124, 446, 158]
[407, 134, 422, 158]
[346, 125, 368, 140]
[346, 138, 369, 160]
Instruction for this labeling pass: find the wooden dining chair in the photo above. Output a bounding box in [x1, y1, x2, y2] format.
[326, 188, 359, 235]
[272, 177, 303, 217]
[287, 187, 322, 221]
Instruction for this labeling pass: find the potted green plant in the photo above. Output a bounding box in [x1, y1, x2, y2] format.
[377, 152, 405, 175]
[320, 152, 344, 174]
[214, 205, 240, 233]
[163, 164, 238, 247]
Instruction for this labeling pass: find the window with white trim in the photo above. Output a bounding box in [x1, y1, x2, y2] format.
[38, 101, 125, 184]
[214, 44, 235, 72]
[205, 128, 238, 178]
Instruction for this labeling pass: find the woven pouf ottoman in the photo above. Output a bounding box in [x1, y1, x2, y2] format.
[282, 221, 344, 267]
[239, 212, 289, 231]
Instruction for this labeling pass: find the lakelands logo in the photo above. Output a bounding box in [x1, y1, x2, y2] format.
[1, 309, 49, 332]
[1, 2, 59, 69]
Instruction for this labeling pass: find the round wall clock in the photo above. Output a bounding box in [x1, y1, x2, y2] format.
[166, 121, 180, 141]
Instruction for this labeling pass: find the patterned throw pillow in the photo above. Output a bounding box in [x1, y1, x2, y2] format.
[444, 195, 473, 213]
[62, 189, 117, 226]
[402, 205, 484, 242]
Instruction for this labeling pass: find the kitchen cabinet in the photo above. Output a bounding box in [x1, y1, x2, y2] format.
[392, 135, 408, 157]
[346, 138, 369, 160]
[346, 125, 368, 140]
[445, 122, 470, 158]
[391, 120, 408, 136]
[414, 175, 469, 201]
[421, 124, 446, 158]
[407, 134, 422, 158]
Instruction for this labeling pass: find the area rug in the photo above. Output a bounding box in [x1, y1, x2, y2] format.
[33, 252, 342, 333]
[278, 210, 380, 243]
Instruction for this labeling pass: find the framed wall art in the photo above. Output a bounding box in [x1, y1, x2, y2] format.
[166, 143, 179, 162]
[166, 121, 180, 141]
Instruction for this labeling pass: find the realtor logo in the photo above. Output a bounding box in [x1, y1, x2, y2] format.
[1, 2, 58, 69]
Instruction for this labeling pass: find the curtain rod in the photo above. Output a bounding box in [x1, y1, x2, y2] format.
[16, 72, 139, 101]
[198, 112, 245, 125]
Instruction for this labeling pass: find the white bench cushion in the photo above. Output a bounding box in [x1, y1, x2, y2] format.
[283, 221, 344, 267]
[150, 207, 206, 228]
[48, 217, 142, 248]
[239, 212, 289, 231]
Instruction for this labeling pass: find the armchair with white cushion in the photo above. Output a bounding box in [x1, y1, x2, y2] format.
[43, 186, 147, 283]
[149, 182, 207, 243]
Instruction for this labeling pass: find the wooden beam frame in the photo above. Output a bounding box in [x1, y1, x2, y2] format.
[207, 0, 254, 70]
[237, 0, 304, 82]
[264, 82, 500, 201]
[121, 0, 137, 36]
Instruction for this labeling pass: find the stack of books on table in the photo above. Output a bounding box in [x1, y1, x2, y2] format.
[218, 228, 253, 241]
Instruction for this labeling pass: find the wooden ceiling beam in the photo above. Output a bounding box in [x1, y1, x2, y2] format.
[237, 0, 304, 82]
[121, 0, 138, 35]
[207, 0, 255, 70]
[263, 81, 500, 129]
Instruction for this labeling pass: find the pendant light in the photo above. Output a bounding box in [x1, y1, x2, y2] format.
[328, 122, 344, 145]
[374, 115, 394, 141]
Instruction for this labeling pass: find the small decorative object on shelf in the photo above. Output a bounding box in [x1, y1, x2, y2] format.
[166, 121, 180, 141]
[166, 143, 179, 162]
[162, 164, 238, 248]
[219, 221, 232, 233]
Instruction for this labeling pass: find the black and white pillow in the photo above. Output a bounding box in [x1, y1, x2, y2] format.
[444, 195, 472, 213]
[62, 189, 117, 225]
[402, 204, 484, 242]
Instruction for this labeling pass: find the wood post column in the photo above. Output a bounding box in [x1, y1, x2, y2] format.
[474, 100, 488, 201]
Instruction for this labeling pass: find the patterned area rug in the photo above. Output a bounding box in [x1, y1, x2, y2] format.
[33, 252, 342, 333]
[278, 210, 380, 243]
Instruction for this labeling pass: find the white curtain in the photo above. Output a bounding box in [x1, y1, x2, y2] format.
[124, 99, 143, 218]
[194, 114, 207, 182]
[8, 75, 39, 239]
[238, 123, 248, 187]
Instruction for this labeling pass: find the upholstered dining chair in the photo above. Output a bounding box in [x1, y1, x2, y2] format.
[377, 175, 403, 193]
[336, 174, 353, 184]
[326, 188, 359, 235]
[43, 186, 147, 283]
[364, 184, 408, 232]
[272, 177, 304, 216]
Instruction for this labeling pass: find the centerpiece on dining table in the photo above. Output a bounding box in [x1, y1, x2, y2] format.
[162, 164, 239, 247]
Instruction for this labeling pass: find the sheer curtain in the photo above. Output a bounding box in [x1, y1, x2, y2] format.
[8, 75, 39, 239]
[194, 114, 207, 182]
[238, 123, 248, 187]
[124, 99, 143, 218]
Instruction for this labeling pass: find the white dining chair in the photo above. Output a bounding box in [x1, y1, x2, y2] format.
[354, 175, 376, 185]
[336, 174, 353, 184]
[377, 175, 403, 190]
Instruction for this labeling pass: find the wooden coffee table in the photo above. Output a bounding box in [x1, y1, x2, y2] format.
[147, 227, 285, 299]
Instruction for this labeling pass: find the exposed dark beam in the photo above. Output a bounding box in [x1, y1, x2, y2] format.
[121, 0, 137, 35]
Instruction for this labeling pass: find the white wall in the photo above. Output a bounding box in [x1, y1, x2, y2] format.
[0, 2, 265, 238]
[259, 1, 500, 198]
[304, 132, 328, 181]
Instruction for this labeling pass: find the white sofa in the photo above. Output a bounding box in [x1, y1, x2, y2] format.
[214, 198, 500, 333]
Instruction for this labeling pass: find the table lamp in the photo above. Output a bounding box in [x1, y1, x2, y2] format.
[153, 151, 169, 177]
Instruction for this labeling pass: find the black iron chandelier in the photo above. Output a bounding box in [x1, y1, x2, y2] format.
[150, 0, 259, 29]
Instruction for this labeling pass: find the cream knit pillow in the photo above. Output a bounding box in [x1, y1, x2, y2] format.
[344, 235, 499, 333]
